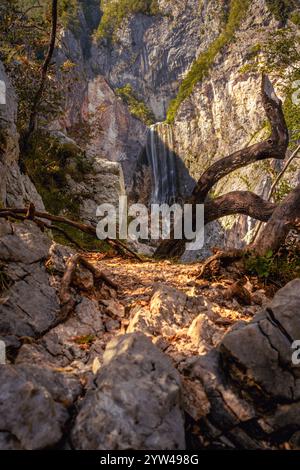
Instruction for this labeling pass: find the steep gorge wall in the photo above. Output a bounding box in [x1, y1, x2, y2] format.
[54, 0, 223, 181]
[54, 0, 299, 253]
[170, 0, 300, 253]
[0, 62, 44, 209]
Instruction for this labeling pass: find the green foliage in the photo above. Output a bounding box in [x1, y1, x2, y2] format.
[290, 11, 300, 26]
[95, 0, 160, 41]
[166, 0, 250, 123]
[245, 250, 274, 280]
[23, 131, 91, 217]
[0, 1, 75, 133]
[265, 0, 292, 23]
[115, 83, 155, 125]
[245, 244, 300, 284]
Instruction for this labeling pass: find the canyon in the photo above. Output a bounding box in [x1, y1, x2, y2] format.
[43, 0, 299, 259]
[0, 0, 300, 451]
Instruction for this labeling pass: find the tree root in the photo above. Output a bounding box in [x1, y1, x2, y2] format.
[196, 249, 245, 279]
[59, 253, 118, 321]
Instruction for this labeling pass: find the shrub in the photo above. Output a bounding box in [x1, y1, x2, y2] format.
[245, 244, 300, 285]
[115, 83, 155, 125]
[23, 130, 92, 217]
[59, 0, 80, 31]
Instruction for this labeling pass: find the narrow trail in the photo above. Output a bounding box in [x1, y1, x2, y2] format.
[72, 253, 268, 368]
[86, 254, 262, 329]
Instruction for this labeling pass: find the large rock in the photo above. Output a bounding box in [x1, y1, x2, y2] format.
[183, 279, 300, 449]
[0, 365, 71, 449]
[221, 279, 300, 402]
[127, 284, 202, 337]
[0, 61, 44, 209]
[71, 332, 186, 450]
[0, 221, 60, 338]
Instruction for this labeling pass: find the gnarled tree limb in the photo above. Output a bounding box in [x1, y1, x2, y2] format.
[191, 74, 289, 204]
[23, 0, 58, 147]
[204, 191, 276, 224]
[155, 75, 289, 259]
[252, 183, 300, 256]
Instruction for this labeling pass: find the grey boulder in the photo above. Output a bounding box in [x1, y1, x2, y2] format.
[71, 332, 186, 450]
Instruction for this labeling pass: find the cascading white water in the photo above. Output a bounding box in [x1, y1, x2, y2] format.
[146, 122, 178, 204]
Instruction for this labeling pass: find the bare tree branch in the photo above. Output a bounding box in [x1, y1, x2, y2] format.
[251, 143, 300, 243]
[252, 183, 300, 255]
[0, 206, 143, 261]
[22, 0, 58, 147]
[155, 75, 289, 259]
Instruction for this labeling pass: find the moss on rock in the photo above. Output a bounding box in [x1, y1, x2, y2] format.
[166, 0, 251, 123]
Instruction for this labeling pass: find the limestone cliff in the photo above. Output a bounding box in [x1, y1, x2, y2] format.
[0, 62, 44, 209]
[51, 0, 300, 254]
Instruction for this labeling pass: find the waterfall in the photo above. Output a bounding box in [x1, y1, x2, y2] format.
[145, 122, 178, 204]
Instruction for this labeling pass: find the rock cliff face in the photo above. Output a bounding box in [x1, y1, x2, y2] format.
[52, 0, 299, 256]
[92, 0, 224, 120]
[1, 0, 300, 452]
[0, 63, 44, 209]
[54, 0, 225, 184]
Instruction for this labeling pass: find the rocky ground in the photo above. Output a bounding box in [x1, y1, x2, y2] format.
[1, 218, 300, 450]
